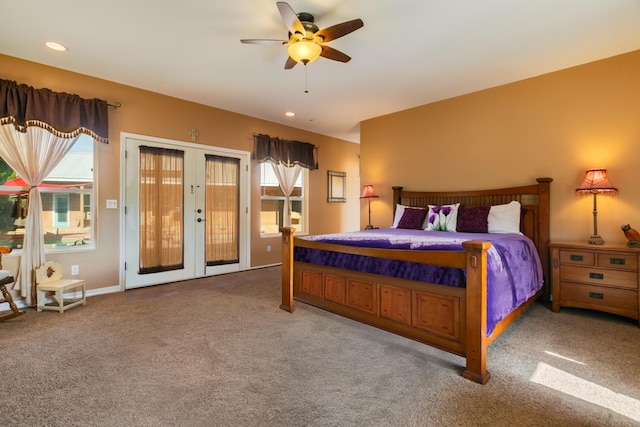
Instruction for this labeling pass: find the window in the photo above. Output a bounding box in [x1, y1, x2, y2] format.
[0, 134, 95, 250]
[259, 163, 306, 235]
[53, 194, 70, 226]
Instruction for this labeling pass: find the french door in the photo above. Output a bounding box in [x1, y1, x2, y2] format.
[123, 134, 249, 289]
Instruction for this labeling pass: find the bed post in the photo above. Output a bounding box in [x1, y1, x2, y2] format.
[536, 177, 553, 302]
[392, 186, 403, 218]
[461, 240, 491, 385]
[280, 227, 295, 313]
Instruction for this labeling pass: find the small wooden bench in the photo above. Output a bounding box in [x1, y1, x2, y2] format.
[36, 261, 86, 313]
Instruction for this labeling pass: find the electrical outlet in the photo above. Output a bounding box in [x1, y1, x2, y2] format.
[71, 265, 79, 275]
[267, 245, 272, 253]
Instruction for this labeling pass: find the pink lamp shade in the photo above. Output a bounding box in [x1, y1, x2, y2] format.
[575, 168, 618, 195]
[360, 184, 379, 199]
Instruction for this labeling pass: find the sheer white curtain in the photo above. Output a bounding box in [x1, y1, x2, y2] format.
[0, 124, 78, 305]
[271, 162, 303, 227]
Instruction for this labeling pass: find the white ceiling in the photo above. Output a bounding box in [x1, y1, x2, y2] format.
[2, 1, 639, 143]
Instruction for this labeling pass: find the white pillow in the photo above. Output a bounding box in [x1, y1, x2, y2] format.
[424, 203, 460, 232]
[391, 204, 407, 228]
[488, 201, 522, 234]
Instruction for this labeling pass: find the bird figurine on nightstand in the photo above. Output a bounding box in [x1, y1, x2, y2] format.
[621, 224, 640, 247]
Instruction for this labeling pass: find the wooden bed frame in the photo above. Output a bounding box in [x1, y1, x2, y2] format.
[280, 177, 552, 384]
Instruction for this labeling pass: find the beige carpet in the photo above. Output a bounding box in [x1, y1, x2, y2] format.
[1, 266, 639, 427]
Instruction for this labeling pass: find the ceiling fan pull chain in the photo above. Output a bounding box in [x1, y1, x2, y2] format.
[304, 64, 309, 93]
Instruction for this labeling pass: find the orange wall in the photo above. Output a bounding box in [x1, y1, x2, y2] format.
[1, 54, 361, 292]
[361, 50, 640, 245]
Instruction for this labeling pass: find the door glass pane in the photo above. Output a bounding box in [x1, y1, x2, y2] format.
[138, 146, 184, 274]
[205, 155, 239, 265]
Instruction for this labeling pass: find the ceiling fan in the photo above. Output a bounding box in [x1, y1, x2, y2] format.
[241, 2, 364, 69]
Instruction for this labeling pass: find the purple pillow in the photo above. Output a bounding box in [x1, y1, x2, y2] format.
[456, 205, 490, 233]
[397, 207, 428, 229]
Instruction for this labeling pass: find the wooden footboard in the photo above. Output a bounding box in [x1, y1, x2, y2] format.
[279, 178, 552, 384]
[280, 227, 495, 384]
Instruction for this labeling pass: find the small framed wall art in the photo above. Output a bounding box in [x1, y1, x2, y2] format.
[327, 170, 346, 203]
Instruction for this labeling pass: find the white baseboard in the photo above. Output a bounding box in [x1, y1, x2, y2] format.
[12, 284, 122, 310]
[12, 266, 281, 310]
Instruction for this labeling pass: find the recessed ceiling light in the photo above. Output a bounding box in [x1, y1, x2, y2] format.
[285, 112, 295, 117]
[44, 41, 68, 52]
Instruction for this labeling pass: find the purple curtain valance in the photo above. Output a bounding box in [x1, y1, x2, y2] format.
[0, 78, 109, 143]
[254, 133, 317, 170]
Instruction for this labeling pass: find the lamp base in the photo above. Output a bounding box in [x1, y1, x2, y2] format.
[587, 235, 605, 245]
[364, 225, 378, 230]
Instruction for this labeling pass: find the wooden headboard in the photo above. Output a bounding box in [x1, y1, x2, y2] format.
[392, 177, 553, 301]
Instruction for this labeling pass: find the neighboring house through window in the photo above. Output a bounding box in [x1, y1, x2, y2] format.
[0, 133, 95, 250]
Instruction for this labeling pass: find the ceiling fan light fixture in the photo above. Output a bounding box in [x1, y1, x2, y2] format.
[287, 40, 322, 65]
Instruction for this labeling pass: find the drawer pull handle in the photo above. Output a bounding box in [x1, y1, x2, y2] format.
[570, 254, 584, 261]
[589, 272, 604, 280]
[610, 257, 626, 265]
[589, 292, 604, 300]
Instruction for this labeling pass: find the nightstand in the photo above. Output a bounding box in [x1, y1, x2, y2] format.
[550, 242, 639, 325]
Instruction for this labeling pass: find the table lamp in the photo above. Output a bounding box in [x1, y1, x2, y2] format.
[360, 185, 379, 230]
[575, 168, 617, 245]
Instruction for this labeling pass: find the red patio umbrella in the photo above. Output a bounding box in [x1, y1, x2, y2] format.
[2, 177, 69, 189]
[0, 177, 72, 194]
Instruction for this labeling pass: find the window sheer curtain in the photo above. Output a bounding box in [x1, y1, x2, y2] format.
[254, 134, 317, 227]
[0, 125, 78, 305]
[138, 146, 184, 274]
[271, 163, 303, 227]
[0, 79, 109, 306]
[205, 155, 239, 265]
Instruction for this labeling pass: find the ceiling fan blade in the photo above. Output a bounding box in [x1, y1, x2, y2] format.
[316, 19, 364, 42]
[320, 45, 351, 63]
[240, 39, 287, 45]
[277, 2, 305, 36]
[284, 56, 297, 69]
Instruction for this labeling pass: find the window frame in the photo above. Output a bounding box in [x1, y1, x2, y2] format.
[0, 134, 96, 253]
[259, 163, 308, 237]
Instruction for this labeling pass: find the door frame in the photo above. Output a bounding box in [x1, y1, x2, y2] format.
[118, 132, 251, 290]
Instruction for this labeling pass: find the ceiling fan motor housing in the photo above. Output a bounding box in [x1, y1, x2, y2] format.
[297, 13, 319, 36]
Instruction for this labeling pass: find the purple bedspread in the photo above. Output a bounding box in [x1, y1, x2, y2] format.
[294, 228, 543, 336]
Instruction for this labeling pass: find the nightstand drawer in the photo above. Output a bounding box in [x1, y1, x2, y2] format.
[559, 250, 595, 266]
[560, 265, 637, 289]
[597, 253, 638, 271]
[560, 282, 638, 313]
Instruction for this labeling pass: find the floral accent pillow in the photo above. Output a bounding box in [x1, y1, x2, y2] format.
[397, 207, 428, 229]
[425, 203, 460, 232]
